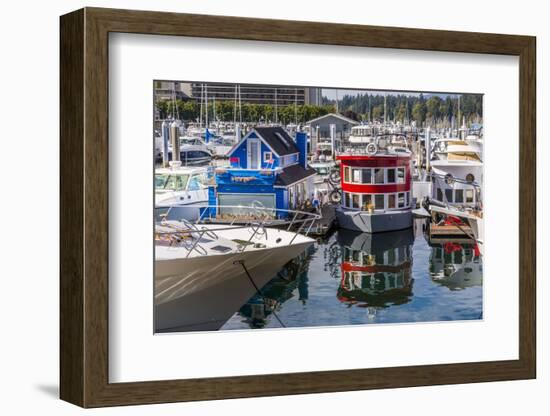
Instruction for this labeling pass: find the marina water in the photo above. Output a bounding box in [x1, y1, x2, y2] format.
[220, 219, 482, 330]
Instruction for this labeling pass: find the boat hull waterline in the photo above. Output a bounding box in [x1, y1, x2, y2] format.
[336, 207, 413, 233]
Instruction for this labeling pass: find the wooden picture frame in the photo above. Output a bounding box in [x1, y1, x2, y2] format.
[60, 7, 536, 408]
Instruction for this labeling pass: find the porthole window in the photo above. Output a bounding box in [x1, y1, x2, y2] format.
[466, 173, 475, 183]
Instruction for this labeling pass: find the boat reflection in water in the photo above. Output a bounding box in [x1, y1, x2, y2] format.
[429, 241, 482, 291]
[336, 228, 415, 310]
[234, 248, 313, 329]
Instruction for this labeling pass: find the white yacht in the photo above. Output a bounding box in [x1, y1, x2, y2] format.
[154, 219, 315, 332]
[430, 134, 483, 209]
[155, 163, 210, 221]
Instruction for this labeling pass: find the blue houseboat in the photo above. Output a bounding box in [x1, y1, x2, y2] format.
[208, 127, 316, 218]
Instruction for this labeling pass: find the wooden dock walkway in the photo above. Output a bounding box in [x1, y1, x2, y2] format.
[427, 223, 474, 243]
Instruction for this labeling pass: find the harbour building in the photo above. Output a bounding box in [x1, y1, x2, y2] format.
[208, 127, 316, 218]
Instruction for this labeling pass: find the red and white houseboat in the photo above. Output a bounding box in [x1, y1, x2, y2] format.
[336, 136, 414, 233]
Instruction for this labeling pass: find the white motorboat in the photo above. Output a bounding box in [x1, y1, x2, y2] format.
[155, 163, 210, 221]
[155, 218, 316, 332]
[430, 133, 483, 209]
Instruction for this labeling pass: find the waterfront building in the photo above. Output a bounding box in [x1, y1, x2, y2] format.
[208, 127, 316, 218]
[306, 113, 359, 139]
[189, 83, 321, 106]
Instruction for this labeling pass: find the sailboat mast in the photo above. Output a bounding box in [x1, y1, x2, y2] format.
[274, 88, 278, 124]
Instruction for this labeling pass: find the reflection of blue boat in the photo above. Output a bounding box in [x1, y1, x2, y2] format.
[430, 241, 482, 290]
[336, 229, 414, 308]
[234, 248, 313, 329]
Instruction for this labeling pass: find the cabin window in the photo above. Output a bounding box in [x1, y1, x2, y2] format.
[466, 173, 475, 183]
[455, 189, 464, 203]
[352, 194, 360, 209]
[397, 167, 405, 183]
[344, 166, 350, 183]
[388, 194, 396, 209]
[352, 169, 362, 183]
[188, 175, 206, 191]
[387, 168, 396, 183]
[156, 174, 189, 191]
[344, 192, 350, 207]
[362, 194, 372, 210]
[466, 189, 474, 203]
[406, 192, 410, 207]
[398, 193, 405, 208]
[362, 168, 372, 184]
[445, 189, 453, 203]
[375, 194, 385, 209]
[263, 151, 273, 163]
[374, 168, 385, 184]
[437, 188, 443, 201]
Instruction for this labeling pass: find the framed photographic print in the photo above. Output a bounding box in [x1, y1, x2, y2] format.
[60, 7, 536, 408]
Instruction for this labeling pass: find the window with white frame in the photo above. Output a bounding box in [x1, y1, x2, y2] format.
[352, 194, 360, 209]
[387, 168, 396, 183]
[465, 189, 474, 203]
[445, 189, 453, 203]
[352, 169, 362, 183]
[263, 151, 273, 163]
[374, 168, 384, 184]
[388, 194, 396, 209]
[362, 194, 372, 210]
[397, 167, 405, 183]
[344, 192, 350, 207]
[374, 194, 384, 209]
[398, 192, 405, 208]
[455, 189, 464, 203]
[344, 166, 350, 183]
[362, 168, 372, 184]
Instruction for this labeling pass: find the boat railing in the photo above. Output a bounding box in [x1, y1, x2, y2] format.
[156, 205, 321, 257]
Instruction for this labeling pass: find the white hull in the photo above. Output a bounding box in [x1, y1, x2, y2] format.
[155, 240, 312, 332]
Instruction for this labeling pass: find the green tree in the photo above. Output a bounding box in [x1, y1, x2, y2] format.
[411, 102, 426, 125]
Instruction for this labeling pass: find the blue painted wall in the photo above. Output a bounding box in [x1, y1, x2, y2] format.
[296, 132, 308, 168]
[228, 131, 283, 169]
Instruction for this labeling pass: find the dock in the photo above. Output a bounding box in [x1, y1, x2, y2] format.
[295, 204, 336, 237]
[427, 223, 474, 244]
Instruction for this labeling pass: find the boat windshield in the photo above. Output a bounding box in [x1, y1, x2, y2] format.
[316, 167, 329, 175]
[155, 173, 189, 191]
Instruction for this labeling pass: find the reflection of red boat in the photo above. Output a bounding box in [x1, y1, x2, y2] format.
[336, 228, 414, 308]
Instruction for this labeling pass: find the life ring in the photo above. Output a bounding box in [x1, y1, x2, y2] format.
[366, 143, 378, 155]
[329, 190, 342, 203]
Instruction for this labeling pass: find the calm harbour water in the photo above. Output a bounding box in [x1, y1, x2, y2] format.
[220, 219, 483, 330]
